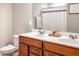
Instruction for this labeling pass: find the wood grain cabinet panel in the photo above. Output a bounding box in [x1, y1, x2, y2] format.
[19, 36, 79, 56]
[44, 51, 60, 56]
[29, 53, 36, 56]
[19, 43, 28, 56]
[44, 42, 79, 56]
[19, 36, 42, 48]
[29, 46, 42, 56]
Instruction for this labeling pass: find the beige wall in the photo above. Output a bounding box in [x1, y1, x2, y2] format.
[13, 3, 33, 34]
[0, 3, 34, 47]
[0, 4, 12, 48]
[67, 4, 79, 33]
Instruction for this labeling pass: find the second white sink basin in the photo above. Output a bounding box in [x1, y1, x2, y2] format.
[58, 36, 79, 44]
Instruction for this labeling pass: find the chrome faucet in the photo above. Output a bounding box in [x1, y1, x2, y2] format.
[38, 30, 45, 34]
[69, 34, 78, 40]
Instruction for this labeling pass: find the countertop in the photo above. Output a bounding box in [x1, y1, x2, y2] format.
[19, 32, 79, 49]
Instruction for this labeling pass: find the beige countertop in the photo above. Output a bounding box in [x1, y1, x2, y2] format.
[19, 32, 79, 49]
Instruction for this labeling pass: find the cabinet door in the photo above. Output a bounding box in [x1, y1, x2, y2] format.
[44, 42, 79, 56]
[44, 51, 60, 56]
[29, 46, 42, 56]
[19, 43, 28, 56]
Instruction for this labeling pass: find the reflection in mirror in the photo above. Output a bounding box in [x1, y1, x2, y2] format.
[33, 3, 79, 33]
[41, 6, 67, 32]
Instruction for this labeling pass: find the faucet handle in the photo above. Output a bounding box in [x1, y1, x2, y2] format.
[69, 34, 79, 39]
[69, 34, 75, 39]
[75, 34, 79, 39]
[38, 30, 45, 34]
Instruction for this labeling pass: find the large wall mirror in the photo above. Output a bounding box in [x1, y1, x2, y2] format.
[33, 3, 79, 33]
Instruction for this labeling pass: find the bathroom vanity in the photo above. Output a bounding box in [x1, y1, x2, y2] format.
[19, 32, 79, 56]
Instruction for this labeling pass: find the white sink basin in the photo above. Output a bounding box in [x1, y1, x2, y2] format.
[58, 36, 79, 44]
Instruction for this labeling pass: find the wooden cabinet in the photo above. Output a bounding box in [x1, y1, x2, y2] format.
[43, 42, 79, 56]
[19, 36, 42, 56]
[20, 36, 42, 48]
[19, 36, 79, 56]
[19, 43, 28, 56]
[44, 51, 60, 56]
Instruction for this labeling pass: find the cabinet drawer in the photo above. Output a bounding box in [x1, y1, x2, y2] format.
[44, 51, 60, 56]
[44, 42, 79, 56]
[19, 36, 42, 48]
[29, 46, 42, 56]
